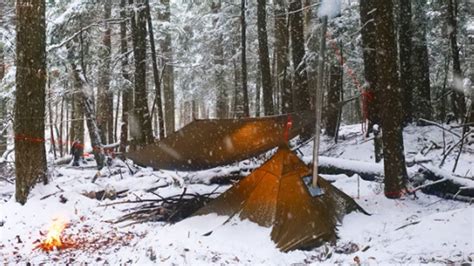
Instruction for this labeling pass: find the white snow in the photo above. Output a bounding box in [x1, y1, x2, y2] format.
[1, 124, 473, 264]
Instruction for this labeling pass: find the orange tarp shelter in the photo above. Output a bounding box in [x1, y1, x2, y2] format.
[194, 147, 367, 252]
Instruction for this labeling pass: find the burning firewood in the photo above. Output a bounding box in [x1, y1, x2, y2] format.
[35, 218, 74, 252]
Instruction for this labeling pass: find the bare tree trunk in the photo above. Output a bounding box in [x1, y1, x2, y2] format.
[145, 0, 165, 139]
[159, 0, 175, 134]
[257, 0, 274, 116]
[130, 0, 154, 146]
[256, 72, 261, 117]
[375, 0, 408, 198]
[447, 0, 466, 121]
[47, 78, 57, 159]
[232, 29, 242, 117]
[65, 97, 70, 154]
[359, 0, 380, 128]
[113, 93, 119, 143]
[398, 0, 413, 124]
[97, 0, 113, 144]
[273, 0, 293, 113]
[0, 11, 6, 155]
[241, 0, 250, 117]
[70, 90, 84, 148]
[70, 62, 105, 171]
[325, 62, 342, 137]
[58, 97, 64, 157]
[119, 0, 131, 153]
[289, 0, 310, 113]
[14, 0, 48, 204]
[212, 1, 228, 119]
[411, 0, 432, 121]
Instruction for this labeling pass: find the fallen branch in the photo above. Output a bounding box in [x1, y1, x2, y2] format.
[439, 131, 472, 167]
[395, 220, 420, 231]
[418, 118, 461, 138]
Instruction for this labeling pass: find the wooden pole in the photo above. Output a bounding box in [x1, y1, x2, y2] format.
[312, 16, 328, 188]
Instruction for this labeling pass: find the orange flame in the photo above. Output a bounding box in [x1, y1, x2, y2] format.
[37, 218, 73, 252]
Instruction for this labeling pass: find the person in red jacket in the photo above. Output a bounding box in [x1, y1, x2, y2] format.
[70, 139, 83, 166]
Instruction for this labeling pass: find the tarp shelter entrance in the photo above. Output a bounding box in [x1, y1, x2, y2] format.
[125, 112, 312, 171]
[194, 147, 367, 252]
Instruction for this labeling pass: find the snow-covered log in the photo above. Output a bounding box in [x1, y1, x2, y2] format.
[302, 155, 384, 181]
[418, 165, 474, 200]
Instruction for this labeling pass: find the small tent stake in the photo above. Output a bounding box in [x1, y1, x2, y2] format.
[312, 16, 328, 193]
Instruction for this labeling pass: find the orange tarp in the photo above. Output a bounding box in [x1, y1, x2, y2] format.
[194, 147, 367, 252]
[126, 112, 312, 171]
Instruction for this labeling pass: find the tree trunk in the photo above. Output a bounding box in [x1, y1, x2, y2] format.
[411, 0, 432, 121]
[0, 9, 6, 155]
[256, 72, 261, 117]
[96, 0, 113, 144]
[159, 0, 175, 134]
[70, 91, 84, 148]
[289, 0, 310, 113]
[131, 0, 154, 146]
[14, 0, 48, 204]
[257, 0, 274, 116]
[70, 62, 105, 171]
[447, 0, 466, 121]
[359, 0, 380, 128]
[375, 0, 408, 198]
[47, 79, 57, 159]
[232, 28, 242, 118]
[119, 0, 131, 153]
[241, 0, 250, 117]
[145, 0, 165, 140]
[325, 63, 342, 137]
[398, 0, 413, 124]
[274, 0, 291, 114]
[58, 98, 64, 157]
[212, 1, 228, 119]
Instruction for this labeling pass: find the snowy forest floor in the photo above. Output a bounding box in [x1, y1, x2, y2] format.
[0, 123, 473, 264]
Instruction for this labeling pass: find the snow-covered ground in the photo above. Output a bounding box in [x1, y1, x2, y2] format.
[0, 124, 473, 264]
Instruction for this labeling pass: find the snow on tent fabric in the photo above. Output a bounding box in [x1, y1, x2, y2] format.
[125, 112, 312, 171]
[193, 147, 368, 252]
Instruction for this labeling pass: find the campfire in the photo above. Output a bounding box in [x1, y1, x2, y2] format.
[35, 218, 74, 252]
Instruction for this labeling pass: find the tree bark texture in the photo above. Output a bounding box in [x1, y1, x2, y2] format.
[398, 0, 413, 124]
[159, 0, 175, 134]
[145, 0, 165, 139]
[241, 0, 250, 117]
[375, 0, 408, 198]
[0, 1, 6, 155]
[257, 0, 274, 115]
[212, 1, 228, 119]
[14, 0, 48, 204]
[0, 17, 6, 155]
[70, 62, 105, 170]
[274, 0, 291, 113]
[325, 63, 342, 137]
[411, 0, 432, 121]
[447, 0, 466, 120]
[359, 0, 380, 127]
[96, 0, 113, 144]
[289, 0, 310, 113]
[120, 0, 131, 153]
[131, 0, 154, 146]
